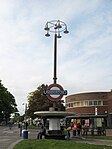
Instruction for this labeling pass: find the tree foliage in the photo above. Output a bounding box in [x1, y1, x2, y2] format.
[27, 84, 65, 119]
[0, 80, 18, 124]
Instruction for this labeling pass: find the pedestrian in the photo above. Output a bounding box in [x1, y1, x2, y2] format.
[25, 121, 28, 130]
[37, 125, 46, 139]
[72, 124, 77, 137]
[8, 121, 12, 130]
[66, 125, 71, 140]
[20, 124, 22, 137]
[77, 123, 82, 136]
[102, 122, 106, 136]
[82, 124, 88, 136]
[90, 123, 94, 135]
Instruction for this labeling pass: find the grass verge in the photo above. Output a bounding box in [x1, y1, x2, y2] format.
[13, 139, 112, 149]
[28, 125, 37, 129]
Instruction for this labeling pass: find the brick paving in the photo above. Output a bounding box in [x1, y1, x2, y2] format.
[106, 129, 112, 136]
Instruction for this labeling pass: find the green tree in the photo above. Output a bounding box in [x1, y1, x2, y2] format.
[0, 80, 18, 124]
[11, 112, 20, 123]
[27, 84, 65, 119]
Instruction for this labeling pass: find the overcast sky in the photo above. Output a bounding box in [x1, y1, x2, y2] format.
[0, 0, 112, 114]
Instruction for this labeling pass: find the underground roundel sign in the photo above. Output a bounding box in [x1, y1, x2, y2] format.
[43, 84, 67, 101]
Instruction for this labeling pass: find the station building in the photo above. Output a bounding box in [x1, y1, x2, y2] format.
[65, 91, 112, 128]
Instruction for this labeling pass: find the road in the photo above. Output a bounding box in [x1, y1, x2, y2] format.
[0, 126, 112, 149]
[0, 125, 38, 149]
[0, 126, 20, 149]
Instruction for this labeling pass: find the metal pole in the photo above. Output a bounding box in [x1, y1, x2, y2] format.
[53, 33, 57, 84]
[44, 20, 69, 84]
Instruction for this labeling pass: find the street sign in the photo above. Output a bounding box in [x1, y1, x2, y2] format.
[43, 84, 67, 101]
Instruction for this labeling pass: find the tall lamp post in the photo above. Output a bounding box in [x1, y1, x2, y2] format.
[44, 20, 69, 84]
[22, 103, 27, 121]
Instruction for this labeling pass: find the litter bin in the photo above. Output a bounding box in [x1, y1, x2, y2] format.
[22, 129, 28, 139]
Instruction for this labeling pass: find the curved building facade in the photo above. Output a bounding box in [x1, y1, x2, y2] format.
[65, 91, 112, 128]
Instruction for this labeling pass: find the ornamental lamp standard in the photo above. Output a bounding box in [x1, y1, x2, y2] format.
[22, 103, 27, 121]
[44, 20, 69, 84]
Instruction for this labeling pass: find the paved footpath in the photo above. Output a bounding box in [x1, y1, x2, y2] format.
[0, 126, 112, 149]
[73, 137, 112, 147]
[72, 129, 112, 147]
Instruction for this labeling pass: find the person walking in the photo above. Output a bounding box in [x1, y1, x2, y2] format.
[66, 125, 71, 140]
[102, 122, 106, 135]
[8, 121, 12, 130]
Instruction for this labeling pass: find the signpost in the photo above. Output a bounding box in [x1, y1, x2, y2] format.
[44, 84, 67, 101]
[44, 20, 68, 102]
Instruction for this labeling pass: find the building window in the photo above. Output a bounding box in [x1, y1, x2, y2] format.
[66, 104, 69, 108]
[68, 103, 70, 107]
[76, 102, 81, 107]
[70, 103, 73, 107]
[98, 101, 103, 106]
[81, 101, 84, 106]
[73, 102, 77, 107]
[89, 101, 92, 105]
[84, 101, 89, 106]
[94, 101, 97, 105]
[66, 99, 104, 109]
